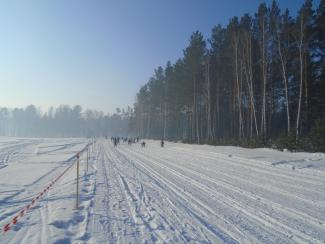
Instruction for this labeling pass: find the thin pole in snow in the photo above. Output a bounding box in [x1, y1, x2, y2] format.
[76, 152, 79, 209]
[86, 146, 89, 172]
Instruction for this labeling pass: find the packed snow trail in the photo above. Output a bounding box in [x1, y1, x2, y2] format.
[1, 138, 324, 243]
[90, 140, 325, 243]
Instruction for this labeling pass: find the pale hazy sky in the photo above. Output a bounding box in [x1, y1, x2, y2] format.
[0, 0, 309, 113]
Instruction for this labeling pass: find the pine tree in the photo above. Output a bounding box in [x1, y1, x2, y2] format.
[183, 31, 206, 143]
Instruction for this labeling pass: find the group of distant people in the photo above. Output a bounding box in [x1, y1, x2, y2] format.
[108, 136, 165, 148]
[110, 136, 121, 147]
[110, 136, 141, 147]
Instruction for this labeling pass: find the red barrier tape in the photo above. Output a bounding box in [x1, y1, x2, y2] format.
[2, 144, 90, 233]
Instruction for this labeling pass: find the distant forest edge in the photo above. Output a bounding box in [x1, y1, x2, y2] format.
[130, 0, 325, 152]
[0, 0, 324, 152]
[0, 105, 132, 138]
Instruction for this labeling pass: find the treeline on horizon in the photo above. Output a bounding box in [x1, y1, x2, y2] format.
[0, 105, 132, 137]
[130, 0, 325, 151]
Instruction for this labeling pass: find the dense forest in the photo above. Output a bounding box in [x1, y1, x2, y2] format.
[130, 0, 325, 151]
[0, 105, 132, 137]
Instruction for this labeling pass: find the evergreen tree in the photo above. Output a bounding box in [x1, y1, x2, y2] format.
[131, 0, 325, 151]
[183, 31, 206, 143]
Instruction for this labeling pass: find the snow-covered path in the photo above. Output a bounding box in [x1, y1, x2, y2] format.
[90, 140, 325, 243]
[1, 138, 325, 243]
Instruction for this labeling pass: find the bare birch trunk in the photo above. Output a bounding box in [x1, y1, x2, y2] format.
[277, 30, 291, 133]
[163, 102, 167, 139]
[206, 56, 213, 141]
[234, 35, 243, 139]
[244, 31, 259, 136]
[261, 19, 267, 136]
[296, 16, 304, 141]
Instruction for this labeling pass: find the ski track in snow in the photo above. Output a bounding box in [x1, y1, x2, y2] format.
[1, 138, 325, 243]
[89, 140, 325, 243]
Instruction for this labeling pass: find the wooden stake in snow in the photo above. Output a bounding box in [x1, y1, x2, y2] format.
[76, 152, 80, 209]
[86, 146, 89, 172]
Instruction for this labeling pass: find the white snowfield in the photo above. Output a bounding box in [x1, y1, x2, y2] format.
[0, 138, 325, 243]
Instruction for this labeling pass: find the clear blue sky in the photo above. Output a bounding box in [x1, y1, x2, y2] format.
[0, 0, 313, 114]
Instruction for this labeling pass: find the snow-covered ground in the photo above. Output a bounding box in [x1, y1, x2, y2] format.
[0, 137, 95, 243]
[1, 138, 325, 243]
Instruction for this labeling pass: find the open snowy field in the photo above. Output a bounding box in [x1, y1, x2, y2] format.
[0, 137, 95, 243]
[1, 138, 325, 243]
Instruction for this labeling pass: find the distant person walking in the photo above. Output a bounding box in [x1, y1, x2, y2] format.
[161, 139, 164, 147]
[113, 137, 118, 147]
[141, 141, 146, 148]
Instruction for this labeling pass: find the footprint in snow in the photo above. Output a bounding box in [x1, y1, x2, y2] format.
[53, 238, 71, 244]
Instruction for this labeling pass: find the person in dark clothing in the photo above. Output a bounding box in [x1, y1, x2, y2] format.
[161, 139, 164, 147]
